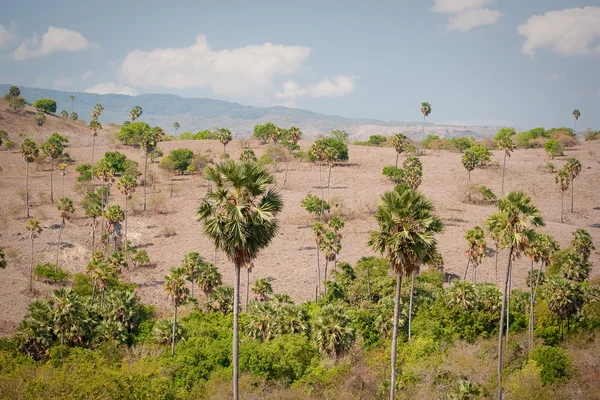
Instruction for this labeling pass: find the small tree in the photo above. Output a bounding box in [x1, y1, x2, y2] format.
[26, 220, 43, 292]
[420, 102, 432, 143]
[301, 194, 330, 218]
[173, 122, 180, 135]
[391, 133, 410, 183]
[164, 266, 190, 357]
[33, 98, 57, 114]
[197, 261, 222, 296]
[117, 176, 137, 260]
[70, 112, 78, 121]
[572, 109, 581, 132]
[104, 205, 124, 254]
[252, 278, 273, 301]
[21, 139, 39, 218]
[129, 105, 143, 122]
[55, 197, 74, 271]
[497, 137, 515, 196]
[41, 133, 68, 203]
[313, 303, 355, 360]
[182, 252, 204, 298]
[216, 127, 233, 154]
[34, 112, 46, 127]
[545, 139, 563, 159]
[167, 148, 194, 174]
[464, 226, 486, 282]
[556, 168, 570, 223]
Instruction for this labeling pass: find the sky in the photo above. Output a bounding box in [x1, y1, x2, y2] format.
[1, 0, 599, 130]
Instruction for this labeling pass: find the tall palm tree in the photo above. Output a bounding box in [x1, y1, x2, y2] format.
[129, 105, 143, 122]
[571, 228, 594, 263]
[52, 288, 80, 345]
[196, 160, 283, 400]
[313, 222, 325, 298]
[70, 95, 75, 113]
[564, 158, 582, 213]
[173, 122, 180, 136]
[324, 146, 341, 204]
[391, 133, 410, 184]
[86, 251, 105, 304]
[117, 175, 137, 260]
[26, 220, 42, 292]
[310, 142, 327, 217]
[41, 133, 68, 204]
[139, 130, 157, 212]
[497, 137, 515, 197]
[403, 156, 423, 190]
[420, 102, 432, 143]
[164, 266, 189, 357]
[556, 168, 570, 223]
[55, 197, 74, 271]
[182, 252, 204, 299]
[486, 192, 544, 400]
[320, 229, 341, 287]
[85, 203, 102, 253]
[283, 126, 302, 187]
[89, 120, 102, 179]
[267, 125, 282, 176]
[21, 139, 39, 218]
[368, 187, 443, 400]
[464, 226, 486, 283]
[245, 262, 253, 309]
[572, 109, 580, 132]
[104, 205, 124, 255]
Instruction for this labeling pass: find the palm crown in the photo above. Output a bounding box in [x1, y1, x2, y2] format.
[420, 102, 432, 117]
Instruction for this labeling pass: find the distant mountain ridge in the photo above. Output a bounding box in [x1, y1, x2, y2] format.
[0, 84, 503, 139]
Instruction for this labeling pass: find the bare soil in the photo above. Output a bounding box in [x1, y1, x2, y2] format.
[1, 101, 599, 336]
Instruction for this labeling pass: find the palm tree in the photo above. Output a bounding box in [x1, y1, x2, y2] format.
[320, 229, 341, 288]
[58, 163, 67, 198]
[403, 156, 423, 190]
[216, 128, 233, 154]
[104, 205, 124, 254]
[96, 258, 119, 307]
[196, 160, 283, 400]
[182, 252, 204, 298]
[52, 288, 80, 345]
[572, 109, 580, 132]
[571, 228, 595, 263]
[267, 125, 283, 176]
[464, 226, 486, 283]
[117, 175, 137, 260]
[556, 168, 570, 223]
[486, 192, 544, 400]
[55, 197, 74, 271]
[283, 126, 302, 186]
[564, 158, 582, 213]
[70, 95, 75, 113]
[86, 251, 104, 304]
[420, 102, 432, 143]
[26, 220, 42, 292]
[85, 203, 102, 253]
[391, 133, 410, 184]
[197, 261, 222, 296]
[41, 133, 68, 203]
[313, 303, 356, 361]
[312, 222, 325, 298]
[497, 137, 515, 197]
[246, 262, 253, 309]
[544, 276, 584, 335]
[139, 130, 157, 211]
[368, 187, 443, 400]
[129, 105, 143, 122]
[173, 122, 180, 136]
[310, 142, 327, 217]
[21, 139, 39, 218]
[89, 120, 102, 179]
[164, 266, 189, 357]
[252, 278, 273, 301]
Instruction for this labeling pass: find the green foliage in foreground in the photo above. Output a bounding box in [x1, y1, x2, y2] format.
[34, 263, 70, 282]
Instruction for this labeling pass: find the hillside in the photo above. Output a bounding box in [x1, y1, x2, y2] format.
[0, 84, 502, 139]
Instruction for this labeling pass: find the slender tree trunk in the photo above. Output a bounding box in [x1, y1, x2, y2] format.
[143, 153, 148, 211]
[25, 162, 30, 218]
[367, 265, 372, 301]
[62, 173, 65, 198]
[501, 153, 507, 197]
[55, 220, 64, 272]
[30, 238, 34, 292]
[124, 196, 128, 263]
[390, 271, 403, 400]
[507, 266, 512, 342]
[223, 143, 226, 154]
[324, 260, 328, 294]
[233, 262, 240, 400]
[528, 260, 534, 354]
[394, 152, 399, 184]
[495, 243, 499, 285]
[327, 164, 333, 206]
[50, 160, 54, 203]
[497, 247, 514, 400]
[570, 179, 574, 213]
[464, 257, 471, 280]
[318, 162, 324, 219]
[246, 267, 250, 310]
[91, 223, 96, 253]
[171, 304, 177, 357]
[91, 135, 96, 180]
[316, 246, 321, 297]
[473, 264, 477, 283]
[560, 190, 564, 223]
[408, 272, 415, 341]
[283, 149, 291, 187]
[170, 177, 174, 198]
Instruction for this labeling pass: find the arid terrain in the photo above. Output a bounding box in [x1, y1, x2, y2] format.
[1, 102, 599, 336]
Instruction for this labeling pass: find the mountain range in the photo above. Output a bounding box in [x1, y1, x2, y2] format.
[0, 84, 503, 139]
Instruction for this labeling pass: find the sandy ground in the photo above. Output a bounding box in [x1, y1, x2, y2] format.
[1, 108, 599, 335]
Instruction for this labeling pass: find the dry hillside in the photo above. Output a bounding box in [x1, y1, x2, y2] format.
[1, 103, 599, 336]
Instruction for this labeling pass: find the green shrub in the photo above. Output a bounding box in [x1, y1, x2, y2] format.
[34, 263, 69, 282]
[194, 130, 214, 140]
[544, 139, 563, 159]
[366, 135, 387, 146]
[530, 345, 570, 385]
[300, 193, 330, 216]
[72, 273, 93, 296]
[33, 98, 57, 113]
[133, 249, 151, 267]
[382, 166, 404, 182]
[584, 130, 600, 141]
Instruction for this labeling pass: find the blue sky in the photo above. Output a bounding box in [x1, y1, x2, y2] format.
[1, 0, 599, 130]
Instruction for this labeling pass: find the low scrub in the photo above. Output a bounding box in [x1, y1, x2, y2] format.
[34, 263, 70, 283]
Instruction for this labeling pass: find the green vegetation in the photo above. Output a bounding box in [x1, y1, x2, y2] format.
[34, 263, 70, 282]
[33, 98, 57, 113]
[545, 139, 564, 159]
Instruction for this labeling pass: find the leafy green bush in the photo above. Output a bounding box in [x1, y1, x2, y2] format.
[117, 121, 152, 145]
[300, 194, 330, 216]
[584, 130, 600, 141]
[544, 139, 563, 159]
[33, 98, 57, 113]
[366, 135, 387, 146]
[530, 345, 570, 385]
[133, 249, 151, 267]
[34, 263, 69, 282]
[166, 148, 194, 173]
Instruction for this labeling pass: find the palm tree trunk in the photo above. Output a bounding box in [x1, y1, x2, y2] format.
[390, 270, 403, 400]
[327, 163, 333, 206]
[143, 153, 148, 211]
[495, 243, 499, 285]
[91, 135, 96, 180]
[61, 330, 65, 346]
[464, 257, 471, 280]
[570, 179, 574, 213]
[394, 152, 399, 184]
[50, 160, 54, 203]
[501, 153, 507, 197]
[528, 260, 534, 354]
[246, 267, 250, 310]
[171, 303, 177, 357]
[283, 149, 291, 187]
[318, 162, 324, 219]
[61, 173, 65, 198]
[507, 265, 512, 342]
[30, 238, 34, 292]
[25, 162, 30, 218]
[233, 262, 241, 400]
[497, 247, 514, 400]
[55, 220, 63, 272]
[324, 260, 328, 293]
[408, 272, 415, 341]
[316, 246, 321, 297]
[473, 264, 477, 283]
[560, 190, 564, 223]
[91, 223, 96, 253]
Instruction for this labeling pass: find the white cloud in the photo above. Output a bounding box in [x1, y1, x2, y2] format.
[447, 8, 502, 32]
[118, 35, 311, 97]
[82, 70, 94, 80]
[431, 0, 492, 14]
[276, 75, 355, 102]
[13, 26, 99, 60]
[518, 7, 600, 56]
[0, 23, 17, 49]
[84, 82, 136, 96]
